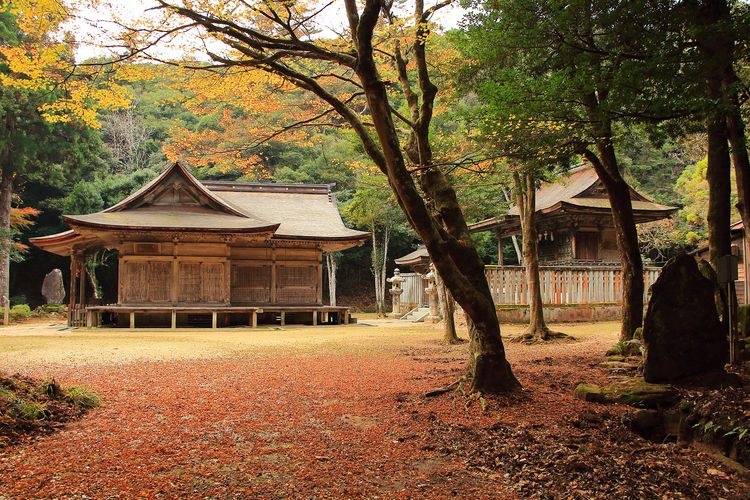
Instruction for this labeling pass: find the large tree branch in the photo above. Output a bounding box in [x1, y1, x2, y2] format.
[156, 1, 357, 67]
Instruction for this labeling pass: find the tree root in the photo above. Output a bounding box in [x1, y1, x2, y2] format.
[424, 379, 461, 398]
[509, 329, 574, 344]
[443, 337, 467, 345]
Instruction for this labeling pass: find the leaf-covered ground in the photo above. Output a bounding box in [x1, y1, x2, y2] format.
[0, 320, 747, 498]
[0, 373, 98, 446]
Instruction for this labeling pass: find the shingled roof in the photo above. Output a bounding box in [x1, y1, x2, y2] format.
[468, 165, 677, 236]
[31, 162, 368, 255]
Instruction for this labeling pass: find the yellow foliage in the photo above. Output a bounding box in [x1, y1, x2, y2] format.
[0, 0, 129, 128]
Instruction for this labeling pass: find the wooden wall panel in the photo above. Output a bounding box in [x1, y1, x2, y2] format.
[148, 261, 172, 302]
[275, 248, 319, 261]
[175, 243, 227, 257]
[178, 262, 202, 302]
[276, 264, 318, 304]
[122, 261, 149, 303]
[231, 263, 271, 303]
[230, 246, 272, 260]
[201, 262, 226, 303]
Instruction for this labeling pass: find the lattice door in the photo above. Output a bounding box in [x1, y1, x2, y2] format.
[276, 265, 317, 304]
[231, 264, 271, 304]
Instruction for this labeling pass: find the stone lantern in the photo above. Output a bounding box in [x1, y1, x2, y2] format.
[424, 265, 440, 322]
[387, 268, 406, 317]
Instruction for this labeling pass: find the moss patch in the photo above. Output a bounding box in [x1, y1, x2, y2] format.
[0, 373, 99, 446]
[574, 378, 678, 408]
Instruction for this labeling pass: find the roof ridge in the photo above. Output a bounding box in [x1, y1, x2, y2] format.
[203, 181, 333, 195]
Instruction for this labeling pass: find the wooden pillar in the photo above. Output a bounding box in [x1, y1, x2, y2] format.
[317, 250, 323, 305]
[312, 310, 317, 326]
[171, 310, 177, 329]
[343, 309, 350, 325]
[211, 311, 218, 329]
[251, 310, 257, 328]
[171, 257, 178, 305]
[129, 312, 135, 330]
[68, 255, 78, 326]
[280, 311, 285, 327]
[78, 258, 86, 309]
[497, 236, 504, 266]
[270, 248, 277, 304]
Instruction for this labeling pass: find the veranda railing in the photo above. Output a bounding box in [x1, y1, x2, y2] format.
[485, 265, 661, 306]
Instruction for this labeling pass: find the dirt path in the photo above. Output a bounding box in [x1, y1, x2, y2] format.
[0, 321, 746, 497]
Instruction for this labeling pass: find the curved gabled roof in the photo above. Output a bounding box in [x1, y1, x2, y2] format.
[214, 190, 368, 240]
[104, 161, 251, 218]
[469, 165, 677, 235]
[31, 161, 369, 255]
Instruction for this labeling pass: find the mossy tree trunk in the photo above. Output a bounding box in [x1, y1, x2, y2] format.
[579, 108, 644, 342]
[161, 0, 520, 393]
[435, 269, 459, 344]
[0, 174, 13, 312]
[513, 170, 551, 341]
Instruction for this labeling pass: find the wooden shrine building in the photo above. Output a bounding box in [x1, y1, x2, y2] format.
[468, 165, 677, 265]
[31, 162, 368, 328]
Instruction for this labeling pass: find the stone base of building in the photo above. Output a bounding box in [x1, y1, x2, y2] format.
[495, 303, 621, 323]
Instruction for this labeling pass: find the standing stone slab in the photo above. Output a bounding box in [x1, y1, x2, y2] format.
[41, 269, 65, 304]
[643, 254, 728, 383]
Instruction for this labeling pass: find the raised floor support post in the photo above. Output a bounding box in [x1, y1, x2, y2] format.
[129, 312, 135, 330]
[171, 310, 177, 329]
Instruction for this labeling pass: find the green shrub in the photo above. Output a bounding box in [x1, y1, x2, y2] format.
[11, 398, 46, 420]
[9, 304, 32, 320]
[0, 386, 14, 403]
[66, 386, 100, 409]
[9, 295, 26, 307]
[36, 304, 66, 314]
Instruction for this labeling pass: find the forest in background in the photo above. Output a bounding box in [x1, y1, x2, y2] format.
[2, 12, 737, 311]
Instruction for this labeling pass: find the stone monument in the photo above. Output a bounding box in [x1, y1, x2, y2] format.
[41, 268, 66, 304]
[642, 254, 728, 383]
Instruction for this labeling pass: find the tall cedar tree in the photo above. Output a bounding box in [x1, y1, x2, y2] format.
[461, 0, 696, 340]
[133, 1, 519, 392]
[0, 1, 128, 306]
[686, 0, 750, 268]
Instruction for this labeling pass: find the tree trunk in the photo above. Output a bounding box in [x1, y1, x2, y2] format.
[515, 171, 551, 341]
[371, 226, 383, 317]
[706, 115, 732, 267]
[352, 16, 518, 392]
[0, 174, 13, 311]
[693, 0, 733, 268]
[501, 187, 523, 264]
[580, 126, 644, 341]
[727, 95, 750, 250]
[434, 269, 459, 344]
[85, 259, 101, 300]
[715, 7, 750, 265]
[380, 225, 391, 315]
[326, 252, 338, 306]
